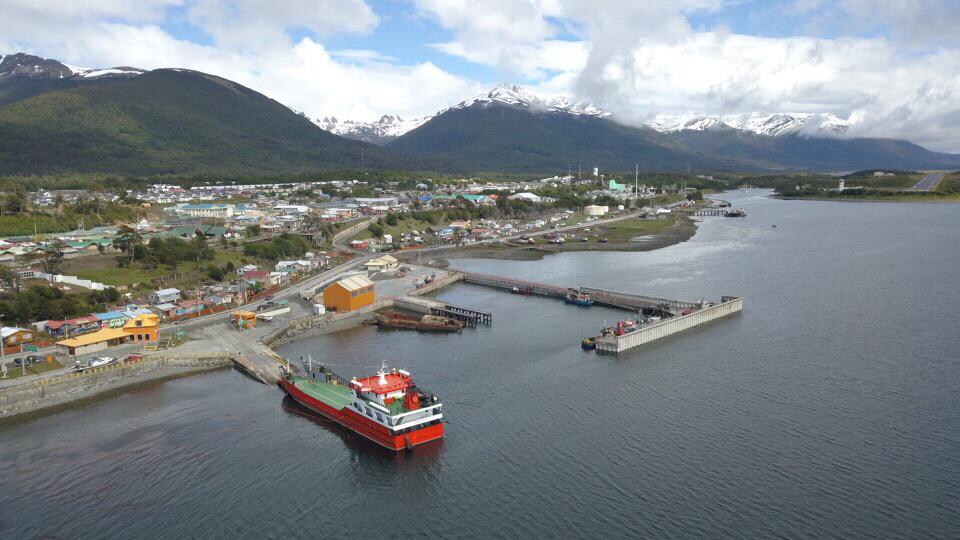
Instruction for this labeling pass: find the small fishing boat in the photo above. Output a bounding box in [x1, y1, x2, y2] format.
[564, 290, 594, 307]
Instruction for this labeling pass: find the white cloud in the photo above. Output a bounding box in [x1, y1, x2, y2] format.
[0, 0, 481, 125]
[1, 0, 959, 152]
[416, 0, 960, 152]
[186, 0, 379, 51]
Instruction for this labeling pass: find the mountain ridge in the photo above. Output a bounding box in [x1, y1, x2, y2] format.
[0, 53, 427, 176]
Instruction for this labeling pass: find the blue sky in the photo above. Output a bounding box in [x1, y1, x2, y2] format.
[1, 1, 959, 151]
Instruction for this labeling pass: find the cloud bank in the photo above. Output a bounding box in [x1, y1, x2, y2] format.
[1, 0, 959, 152]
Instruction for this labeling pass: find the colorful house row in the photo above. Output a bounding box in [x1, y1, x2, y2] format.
[56, 314, 161, 356]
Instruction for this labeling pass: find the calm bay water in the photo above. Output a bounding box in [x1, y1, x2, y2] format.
[2, 191, 959, 538]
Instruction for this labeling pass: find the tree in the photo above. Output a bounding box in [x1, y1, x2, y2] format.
[368, 223, 384, 238]
[0, 265, 21, 293]
[207, 264, 225, 281]
[193, 231, 211, 270]
[37, 240, 65, 274]
[112, 225, 142, 264]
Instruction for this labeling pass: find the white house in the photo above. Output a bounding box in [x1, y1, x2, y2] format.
[149, 288, 181, 305]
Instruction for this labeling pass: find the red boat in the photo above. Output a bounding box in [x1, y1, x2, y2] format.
[279, 362, 444, 451]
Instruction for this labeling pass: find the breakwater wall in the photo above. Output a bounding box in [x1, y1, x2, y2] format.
[0, 354, 233, 420]
[407, 271, 464, 296]
[261, 300, 393, 348]
[596, 297, 743, 354]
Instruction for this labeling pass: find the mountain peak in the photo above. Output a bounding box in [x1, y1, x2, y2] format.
[0, 52, 75, 80]
[450, 84, 610, 118]
[316, 113, 430, 144]
[0, 52, 145, 81]
[648, 112, 850, 137]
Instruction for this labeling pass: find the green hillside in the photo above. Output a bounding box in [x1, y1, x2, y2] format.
[0, 69, 424, 176]
[387, 104, 760, 173]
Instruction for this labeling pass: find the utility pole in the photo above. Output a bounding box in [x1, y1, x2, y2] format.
[0, 314, 5, 374]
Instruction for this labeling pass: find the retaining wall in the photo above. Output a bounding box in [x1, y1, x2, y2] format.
[0, 354, 232, 419]
[407, 271, 464, 296]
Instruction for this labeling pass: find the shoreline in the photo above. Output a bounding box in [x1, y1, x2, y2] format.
[774, 195, 960, 203]
[417, 213, 698, 263]
[0, 360, 231, 425]
[1, 211, 702, 423]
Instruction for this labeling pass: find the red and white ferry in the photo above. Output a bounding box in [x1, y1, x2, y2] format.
[279, 361, 444, 451]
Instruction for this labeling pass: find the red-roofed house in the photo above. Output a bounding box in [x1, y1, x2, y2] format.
[46, 315, 100, 337]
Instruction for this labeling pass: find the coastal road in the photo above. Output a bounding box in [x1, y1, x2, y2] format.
[910, 172, 945, 191]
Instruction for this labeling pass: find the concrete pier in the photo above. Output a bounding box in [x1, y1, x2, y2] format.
[595, 297, 743, 354]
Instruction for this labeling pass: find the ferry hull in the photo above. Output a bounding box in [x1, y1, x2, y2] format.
[279, 378, 444, 451]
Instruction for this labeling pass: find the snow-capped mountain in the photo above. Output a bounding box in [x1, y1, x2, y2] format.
[647, 112, 850, 137]
[443, 84, 610, 118]
[0, 53, 144, 80]
[322, 83, 852, 145]
[318, 114, 431, 144]
[318, 84, 611, 144]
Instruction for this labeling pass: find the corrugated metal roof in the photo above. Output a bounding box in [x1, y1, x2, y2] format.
[333, 275, 374, 292]
[57, 327, 128, 347]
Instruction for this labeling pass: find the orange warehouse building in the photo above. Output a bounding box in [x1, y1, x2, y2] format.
[323, 275, 376, 313]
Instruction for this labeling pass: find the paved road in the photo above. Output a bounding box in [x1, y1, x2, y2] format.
[911, 172, 945, 191]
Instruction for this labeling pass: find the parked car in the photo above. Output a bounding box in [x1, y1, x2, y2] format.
[12, 357, 25, 367]
[124, 354, 144, 363]
[88, 357, 116, 368]
[24, 355, 39, 364]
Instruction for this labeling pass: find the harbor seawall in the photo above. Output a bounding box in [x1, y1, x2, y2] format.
[0, 354, 232, 420]
[596, 297, 743, 354]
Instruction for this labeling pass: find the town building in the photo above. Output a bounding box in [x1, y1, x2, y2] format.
[56, 314, 160, 356]
[1, 327, 35, 349]
[323, 275, 376, 313]
[174, 203, 235, 218]
[365, 255, 399, 273]
[149, 288, 182, 305]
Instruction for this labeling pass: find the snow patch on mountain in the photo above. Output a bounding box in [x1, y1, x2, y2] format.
[648, 112, 850, 136]
[319, 83, 853, 144]
[317, 114, 432, 144]
[73, 67, 146, 79]
[0, 52, 145, 81]
[447, 84, 610, 118]
[320, 84, 611, 143]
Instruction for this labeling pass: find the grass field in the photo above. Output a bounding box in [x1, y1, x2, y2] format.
[598, 216, 675, 242]
[350, 216, 436, 241]
[1, 359, 64, 380]
[70, 249, 247, 287]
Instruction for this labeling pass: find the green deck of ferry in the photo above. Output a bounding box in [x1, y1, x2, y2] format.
[294, 377, 354, 410]
[293, 376, 412, 415]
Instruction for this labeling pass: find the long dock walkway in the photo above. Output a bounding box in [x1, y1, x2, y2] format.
[458, 271, 697, 314]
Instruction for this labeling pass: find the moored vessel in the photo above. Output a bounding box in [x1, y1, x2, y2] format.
[373, 310, 464, 332]
[279, 361, 444, 451]
[564, 290, 594, 307]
